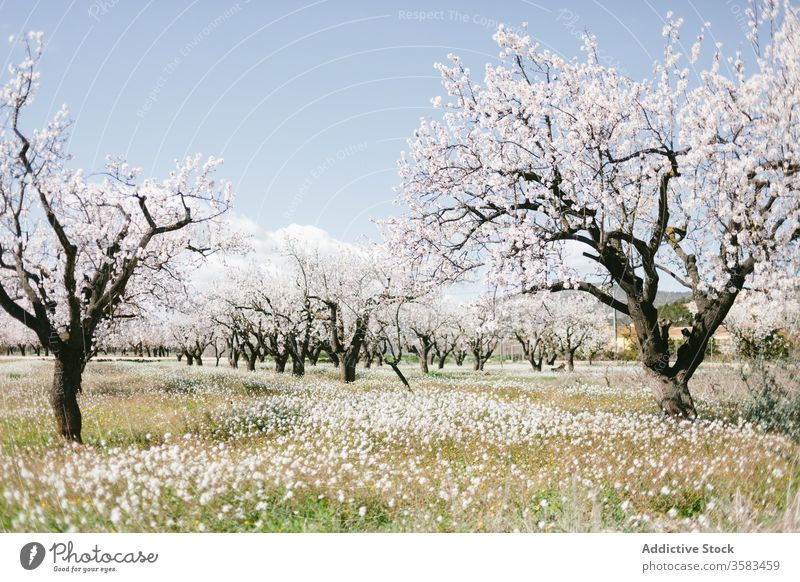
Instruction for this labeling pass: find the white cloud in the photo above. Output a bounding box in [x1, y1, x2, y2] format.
[192, 213, 356, 287]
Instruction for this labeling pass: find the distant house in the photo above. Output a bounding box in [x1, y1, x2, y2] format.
[613, 324, 733, 352]
[669, 324, 732, 351]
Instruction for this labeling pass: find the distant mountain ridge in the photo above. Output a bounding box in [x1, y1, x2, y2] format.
[608, 288, 692, 307]
[607, 290, 693, 325]
[653, 291, 693, 306]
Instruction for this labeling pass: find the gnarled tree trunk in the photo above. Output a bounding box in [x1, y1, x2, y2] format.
[566, 349, 576, 372]
[340, 356, 357, 382]
[50, 349, 83, 443]
[418, 344, 430, 374]
[291, 354, 305, 376]
[472, 354, 482, 371]
[649, 373, 696, 419]
[527, 351, 542, 372]
[274, 353, 288, 373]
[308, 344, 322, 366]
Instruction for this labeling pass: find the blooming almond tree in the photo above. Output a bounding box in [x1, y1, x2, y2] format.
[502, 293, 552, 372]
[289, 243, 383, 383]
[238, 267, 325, 376]
[725, 289, 800, 356]
[387, 4, 800, 417]
[98, 310, 171, 358]
[0, 33, 234, 442]
[169, 297, 221, 366]
[545, 293, 609, 371]
[406, 297, 448, 374]
[430, 304, 461, 369]
[0, 312, 38, 355]
[461, 297, 501, 371]
[208, 277, 268, 371]
[369, 299, 413, 388]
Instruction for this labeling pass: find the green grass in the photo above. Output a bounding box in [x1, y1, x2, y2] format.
[0, 357, 798, 533]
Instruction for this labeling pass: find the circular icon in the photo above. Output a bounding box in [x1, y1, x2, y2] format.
[20, 542, 46, 570]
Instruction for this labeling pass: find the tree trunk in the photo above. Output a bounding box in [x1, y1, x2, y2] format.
[340, 358, 357, 382]
[246, 353, 257, 371]
[437, 355, 446, 369]
[275, 354, 288, 373]
[566, 350, 575, 372]
[630, 296, 708, 420]
[195, 354, 203, 366]
[186, 353, 194, 366]
[419, 344, 429, 374]
[388, 362, 411, 390]
[291, 355, 305, 377]
[50, 350, 83, 443]
[472, 351, 487, 371]
[328, 350, 340, 368]
[650, 373, 697, 419]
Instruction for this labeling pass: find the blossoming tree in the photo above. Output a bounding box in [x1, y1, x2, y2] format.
[290, 244, 383, 383]
[169, 300, 220, 366]
[461, 297, 501, 371]
[545, 293, 609, 371]
[98, 311, 171, 358]
[237, 267, 325, 376]
[369, 298, 413, 388]
[725, 289, 800, 357]
[406, 297, 449, 374]
[0, 34, 234, 441]
[386, 4, 800, 417]
[0, 312, 38, 355]
[502, 293, 553, 372]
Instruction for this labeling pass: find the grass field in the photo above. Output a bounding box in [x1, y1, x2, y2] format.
[1, 357, 798, 533]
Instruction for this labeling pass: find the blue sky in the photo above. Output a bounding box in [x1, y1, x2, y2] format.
[1, 0, 756, 246]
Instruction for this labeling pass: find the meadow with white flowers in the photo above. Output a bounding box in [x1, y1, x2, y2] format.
[1, 358, 797, 533]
